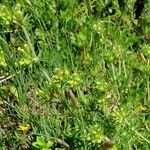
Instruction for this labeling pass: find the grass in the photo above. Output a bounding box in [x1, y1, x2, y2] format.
[0, 0, 150, 149]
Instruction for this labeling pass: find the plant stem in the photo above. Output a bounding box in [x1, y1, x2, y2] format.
[85, 0, 92, 15]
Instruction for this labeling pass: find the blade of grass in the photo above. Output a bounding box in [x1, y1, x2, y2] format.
[85, 0, 92, 15]
[21, 25, 36, 58]
[125, 119, 150, 144]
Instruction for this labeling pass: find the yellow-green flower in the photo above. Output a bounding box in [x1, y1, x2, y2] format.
[137, 106, 147, 112]
[86, 124, 104, 144]
[17, 124, 31, 132]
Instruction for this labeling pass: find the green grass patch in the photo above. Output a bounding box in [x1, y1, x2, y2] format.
[0, 0, 150, 149]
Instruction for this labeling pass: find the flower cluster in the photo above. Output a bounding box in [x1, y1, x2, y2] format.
[17, 124, 31, 133]
[112, 109, 126, 124]
[17, 44, 37, 65]
[13, 4, 24, 24]
[86, 124, 104, 144]
[93, 21, 104, 35]
[0, 3, 24, 27]
[94, 81, 109, 92]
[0, 5, 12, 27]
[50, 67, 82, 90]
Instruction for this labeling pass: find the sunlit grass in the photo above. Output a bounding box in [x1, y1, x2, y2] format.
[0, 0, 150, 149]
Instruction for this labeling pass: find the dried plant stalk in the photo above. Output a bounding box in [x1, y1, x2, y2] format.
[0, 75, 14, 84]
[0, 71, 19, 84]
[68, 90, 80, 108]
[57, 139, 69, 148]
[140, 53, 147, 64]
[101, 140, 114, 149]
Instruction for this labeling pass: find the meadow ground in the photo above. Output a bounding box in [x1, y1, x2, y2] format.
[0, 0, 150, 149]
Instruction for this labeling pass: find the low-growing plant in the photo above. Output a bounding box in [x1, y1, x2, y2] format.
[0, 0, 150, 149]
